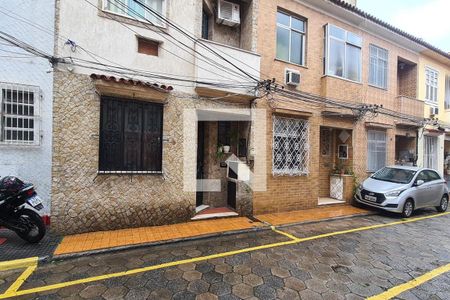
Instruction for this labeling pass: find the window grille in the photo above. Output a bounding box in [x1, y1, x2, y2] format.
[0, 82, 40, 145]
[272, 116, 309, 176]
[99, 96, 163, 173]
[367, 130, 386, 172]
[424, 135, 438, 170]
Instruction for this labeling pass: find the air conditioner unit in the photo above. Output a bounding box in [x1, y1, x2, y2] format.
[286, 69, 301, 86]
[430, 106, 439, 116]
[217, 0, 240, 27]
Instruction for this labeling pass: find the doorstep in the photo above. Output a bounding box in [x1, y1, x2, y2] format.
[53, 217, 263, 257]
[256, 205, 374, 226]
[318, 197, 346, 206]
[191, 207, 239, 220]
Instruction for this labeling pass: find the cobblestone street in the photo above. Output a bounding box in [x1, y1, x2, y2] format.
[1, 210, 450, 299]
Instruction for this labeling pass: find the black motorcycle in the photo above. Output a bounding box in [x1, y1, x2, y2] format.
[0, 176, 46, 243]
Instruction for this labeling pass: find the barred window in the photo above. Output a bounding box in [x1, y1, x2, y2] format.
[367, 130, 386, 172]
[0, 83, 40, 145]
[272, 116, 309, 176]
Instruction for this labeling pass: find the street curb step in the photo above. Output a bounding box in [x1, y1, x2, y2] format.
[275, 211, 378, 229]
[2, 210, 379, 266]
[49, 211, 377, 262]
[50, 225, 270, 262]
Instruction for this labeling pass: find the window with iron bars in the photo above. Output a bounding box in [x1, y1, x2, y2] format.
[0, 83, 40, 145]
[272, 116, 309, 176]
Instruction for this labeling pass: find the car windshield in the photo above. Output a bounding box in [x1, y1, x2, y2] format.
[371, 167, 416, 184]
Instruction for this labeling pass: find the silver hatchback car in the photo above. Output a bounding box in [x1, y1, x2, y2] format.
[354, 166, 449, 217]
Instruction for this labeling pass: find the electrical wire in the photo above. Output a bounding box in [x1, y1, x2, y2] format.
[130, 0, 259, 82]
[100, 0, 256, 84]
[0, 3, 256, 87]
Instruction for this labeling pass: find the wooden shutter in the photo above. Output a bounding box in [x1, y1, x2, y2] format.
[99, 98, 124, 171]
[99, 97, 163, 172]
[142, 103, 163, 171]
[123, 101, 142, 171]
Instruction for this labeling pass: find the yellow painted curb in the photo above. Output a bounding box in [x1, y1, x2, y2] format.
[367, 263, 450, 300]
[0, 257, 38, 272]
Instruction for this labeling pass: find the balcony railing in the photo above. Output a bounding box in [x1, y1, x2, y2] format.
[396, 96, 424, 119]
[194, 39, 260, 100]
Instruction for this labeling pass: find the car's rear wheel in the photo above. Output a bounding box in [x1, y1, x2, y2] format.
[402, 199, 414, 218]
[436, 195, 448, 213]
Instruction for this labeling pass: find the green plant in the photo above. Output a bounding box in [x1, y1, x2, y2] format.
[216, 144, 224, 160]
[332, 160, 345, 175]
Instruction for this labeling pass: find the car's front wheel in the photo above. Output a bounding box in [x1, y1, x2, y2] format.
[402, 199, 414, 218]
[436, 195, 449, 213]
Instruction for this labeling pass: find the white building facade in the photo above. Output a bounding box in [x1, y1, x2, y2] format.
[0, 0, 55, 217]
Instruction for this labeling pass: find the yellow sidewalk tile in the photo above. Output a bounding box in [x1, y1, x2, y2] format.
[53, 217, 260, 256]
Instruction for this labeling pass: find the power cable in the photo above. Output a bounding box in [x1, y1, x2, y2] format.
[130, 0, 259, 82]
[0, 4, 256, 86]
[103, 0, 256, 83]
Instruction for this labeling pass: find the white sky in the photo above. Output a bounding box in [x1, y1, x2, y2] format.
[358, 0, 450, 52]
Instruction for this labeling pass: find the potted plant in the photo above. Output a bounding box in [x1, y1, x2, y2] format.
[332, 160, 346, 176]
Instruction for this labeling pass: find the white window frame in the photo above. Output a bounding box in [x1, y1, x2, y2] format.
[276, 11, 306, 66]
[0, 82, 40, 146]
[102, 0, 166, 27]
[324, 24, 362, 83]
[367, 130, 386, 172]
[272, 116, 310, 176]
[425, 67, 438, 105]
[369, 44, 388, 89]
[445, 75, 450, 110]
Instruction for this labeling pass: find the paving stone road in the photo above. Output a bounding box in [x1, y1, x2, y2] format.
[1, 209, 450, 299]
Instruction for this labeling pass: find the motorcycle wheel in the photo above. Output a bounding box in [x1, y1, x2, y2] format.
[15, 209, 46, 243]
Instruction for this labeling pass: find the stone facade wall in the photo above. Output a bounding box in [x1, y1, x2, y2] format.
[52, 70, 247, 234]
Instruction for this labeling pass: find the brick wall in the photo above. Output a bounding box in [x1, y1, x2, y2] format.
[397, 64, 418, 98]
[253, 0, 415, 214]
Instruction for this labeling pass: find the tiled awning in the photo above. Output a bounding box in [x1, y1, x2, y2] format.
[90, 73, 173, 103]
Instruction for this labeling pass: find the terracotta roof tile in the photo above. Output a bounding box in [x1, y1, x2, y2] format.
[90, 73, 173, 92]
[328, 0, 450, 61]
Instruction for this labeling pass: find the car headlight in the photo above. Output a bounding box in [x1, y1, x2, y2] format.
[385, 190, 405, 197]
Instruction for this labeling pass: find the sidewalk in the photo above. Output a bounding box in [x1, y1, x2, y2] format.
[54, 217, 263, 256]
[257, 205, 373, 226]
[1, 205, 373, 261]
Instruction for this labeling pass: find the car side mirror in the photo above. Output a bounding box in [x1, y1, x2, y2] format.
[415, 179, 425, 186]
